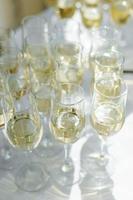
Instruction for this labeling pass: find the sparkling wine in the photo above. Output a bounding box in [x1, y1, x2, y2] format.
[56, 43, 83, 83]
[90, 103, 124, 136]
[95, 78, 121, 98]
[81, 6, 102, 28]
[7, 113, 43, 150]
[111, 0, 131, 24]
[59, 6, 75, 18]
[50, 107, 85, 143]
[34, 86, 51, 114]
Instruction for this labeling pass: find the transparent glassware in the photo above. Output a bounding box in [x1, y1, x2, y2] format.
[83, 77, 127, 191]
[91, 49, 124, 94]
[25, 33, 53, 84]
[49, 83, 85, 187]
[110, 0, 132, 47]
[0, 44, 21, 170]
[51, 20, 84, 85]
[80, 1, 103, 28]
[30, 77, 63, 159]
[2, 92, 49, 192]
[55, 43, 84, 85]
[56, 0, 76, 18]
[21, 15, 48, 64]
[89, 26, 121, 95]
[51, 19, 81, 53]
[0, 74, 19, 170]
[25, 32, 63, 159]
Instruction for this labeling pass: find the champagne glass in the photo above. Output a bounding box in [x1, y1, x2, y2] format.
[52, 20, 84, 85]
[2, 92, 49, 192]
[30, 76, 63, 159]
[25, 33, 53, 84]
[0, 75, 19, 170]
[110, 0, 131, 47]
[49, 83, 85, 187]
[80, 1, 103, 28]
[89, 26, 121, 71]
[55, 43, 84, 85]
[81, 77, 127, 192]
[51, 19, 81, 54]
[21, 15, 48, 66]
[0, 44, 21, 170]
[26, 32, 63, 159]
[89, 26, 121, 94]
[56, 0, 76, 18]
[92, 49, 124, 91]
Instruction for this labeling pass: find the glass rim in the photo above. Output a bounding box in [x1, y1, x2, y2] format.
[91, 26, 121, 41]
[94, 49, 125, 69]
[94, 78, 128, 100]
[54, 82, 85, 106]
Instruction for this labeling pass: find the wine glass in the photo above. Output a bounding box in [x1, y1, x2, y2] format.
[0, 44, 22, 170]
[92, 49, 124, 91]
[110, 0, 131, 47]
[88, 77, 127, 188]
[51, 19, 81, 56]
[55, 43, 84, 85]
[25, 32, 63, 159]
[25, 33, 53, 84]
[80, 76, 127, 192]
[80, 0, 103, 28]
[2, 92, 49, 192]
[89, 26, 122, 95]
[21, 15, 48, 66]
[49, 83, 85, 187]
[56, 0, 76, 18]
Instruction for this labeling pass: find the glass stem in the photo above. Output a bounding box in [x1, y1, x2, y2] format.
[62, 144, 72, 173]
[41, 113, 51, 147]
[99, 135, 106, 159]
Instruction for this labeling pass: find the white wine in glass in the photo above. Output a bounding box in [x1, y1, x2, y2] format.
[57, 0, 75, 18]
[50, 83, 85, 188]
[55, 43, 84, 84]
[81, 4, 103, 28]
[51, 107, 85, 143]
[7, 113, 43, 150]
[110, 0, 131, 25]
[3, 93, 48, 192]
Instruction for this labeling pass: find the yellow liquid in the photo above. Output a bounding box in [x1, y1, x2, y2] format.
[59, 6, 75, 18]
[56, 43, 83, 84]
[8, 76, 28, 100]
[7, 113, 43, 150]
[34, 86, 51, 114]
[111, 1, 130, 24]
[51, 107, 85, 143]
[95, 54, 122, 80]
[27, 45, 53, 83]
[0, 63, 18, 74]
[95, 78, 121, 98]
[90, 103, 124, 136]
[56, 67, 83, 84]
[84, 0, 100, 7]
[32, 64, 53, 83]
[81, 7, 102, 28]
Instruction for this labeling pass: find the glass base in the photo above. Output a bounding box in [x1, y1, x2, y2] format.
[49, 158, 81, 188]
[15, 162, 49, 192]
[35, 138, 64, 159]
